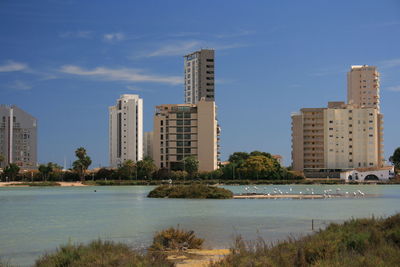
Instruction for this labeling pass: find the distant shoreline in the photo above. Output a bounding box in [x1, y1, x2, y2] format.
[0, 178, 398, 187]
[0, 181, 87, 187]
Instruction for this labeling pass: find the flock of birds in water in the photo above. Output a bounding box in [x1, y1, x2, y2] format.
[242, 186, 366, 198]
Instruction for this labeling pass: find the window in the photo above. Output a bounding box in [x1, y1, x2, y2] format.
[177, 120, 183, 126]
[160, 120, 163, 126]
[177, 127, 183, 133]
[184, 113, 191, 118]
[177, 113, 184, 118]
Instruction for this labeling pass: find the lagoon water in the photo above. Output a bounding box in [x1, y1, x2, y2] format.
[1, 184, 400, 266]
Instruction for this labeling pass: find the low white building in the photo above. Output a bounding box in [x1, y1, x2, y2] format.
[340, 166, 395, 182]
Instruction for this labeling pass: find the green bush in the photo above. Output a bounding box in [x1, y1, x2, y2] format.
[147, 184, 233, 199]
[150, 227, 204, 251]
[35, 239, 172, 267]
[212, 214, 400, 267]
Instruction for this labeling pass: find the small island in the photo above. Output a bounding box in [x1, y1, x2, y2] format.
[147, 184, 233, 199]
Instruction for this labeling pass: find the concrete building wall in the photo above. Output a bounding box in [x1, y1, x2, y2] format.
[143, 131, 153, 159]
[184, 49, 215, 104]
[153, 100, 218, 172]
[291, 113, 304, 171]
[109, 94, 143, 167]
[291, 102, 383, 172]
[324, 105, 381, 169]
[347, 65, 380, 111]
[0, 105, 37, 169]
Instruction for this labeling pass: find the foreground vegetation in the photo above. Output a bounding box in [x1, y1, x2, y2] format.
[34, 240, 172, 267]
[150, 227, 204, 251]
[212, 213, 400, 267]
[148, 184, 233, 199]
[3, 214, 400, 266]
[34, 227, 203, 267]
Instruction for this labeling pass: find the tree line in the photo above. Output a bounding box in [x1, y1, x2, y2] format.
[1, 147, 399, 182]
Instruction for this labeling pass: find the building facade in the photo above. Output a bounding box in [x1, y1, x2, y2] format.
[143, 131, 153, 159]
[347, 65, 380, 111]
[109, 94, 143, 168]
[184, 49, 215, 104]
[0, 105, 37, 169]
[153, 99, 219, 172]
[291, 102, 384, 173]
[291, 65, 384, 175]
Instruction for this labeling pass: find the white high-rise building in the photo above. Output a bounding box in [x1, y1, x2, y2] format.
[0, 105, 37, 169]
[184, 49, 215, 104]
[109, 94, 143, 168]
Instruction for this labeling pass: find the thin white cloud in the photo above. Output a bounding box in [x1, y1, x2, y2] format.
[379, 58, 400, 69]
[144, 41, 201, 57]
[9, 80, 32, 90]
[126, 85, 145, 91]
[103, 32, 125, 42]
[59, 31, 93, 39]
[0, 60, 28, 72]
[60, 65, 181, 85]
[387, 85, 400, 92]
[215, 29, 256, 39]
[138, 40, 248, 58]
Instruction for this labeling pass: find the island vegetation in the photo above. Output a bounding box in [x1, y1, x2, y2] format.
[147, 184, 233, 199]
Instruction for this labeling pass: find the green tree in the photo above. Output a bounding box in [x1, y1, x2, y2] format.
[136, 157, 157, 179]
[183, 156, 199, 178]
[118, 159, 136, 179]
[228, 152, 249, 164]
[72, 147, 92, 181]
[38, 163, 53, 181]
[389, 147, 400, 171]
[239, 155, 277, 179]
[3, 163, 20, 181]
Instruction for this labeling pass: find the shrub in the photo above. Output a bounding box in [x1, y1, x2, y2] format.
[150, 227, 204, 251]
[212, 213, 400, 267]
[35, 239, 172, 267]
[147, 184, 233, 199]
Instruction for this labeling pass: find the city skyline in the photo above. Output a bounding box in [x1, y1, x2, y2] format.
[0, 0, 399, 167]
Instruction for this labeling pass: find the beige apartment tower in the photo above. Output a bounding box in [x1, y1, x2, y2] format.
[153, 99, 219, 172]
[347, 65, 380, 111]
[291, 65, 384, 175]
[184, 49, 215, 104]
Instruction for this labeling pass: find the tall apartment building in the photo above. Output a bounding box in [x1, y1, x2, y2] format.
[347, 65, 380, 111]
[184, 49, 215, 104]
[291, 65, 384, 175]
[0, 105, 37, 169]
[292, 102, 384, 172]
[143, 131, 153, 159]
[109, 94, 143, 168]
[153, 99, 219, 172]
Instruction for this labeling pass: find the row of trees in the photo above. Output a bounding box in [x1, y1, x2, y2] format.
[2, 147, 399, 182]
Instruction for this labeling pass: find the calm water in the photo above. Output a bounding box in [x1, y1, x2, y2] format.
[1, 184, 400, 266]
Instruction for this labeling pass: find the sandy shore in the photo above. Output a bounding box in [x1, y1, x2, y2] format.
[167, 249, 230, 267]
[0, 181, 87, 187]
[233, 193, 375, 199]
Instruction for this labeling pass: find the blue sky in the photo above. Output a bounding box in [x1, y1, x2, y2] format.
[0, 0, 399, 168]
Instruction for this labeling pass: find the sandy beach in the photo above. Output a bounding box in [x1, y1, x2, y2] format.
[0, 181, 87, 187]
[167, 249, 230, 267]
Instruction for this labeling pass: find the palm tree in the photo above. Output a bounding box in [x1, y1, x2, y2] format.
[73, 147, 92, 181]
